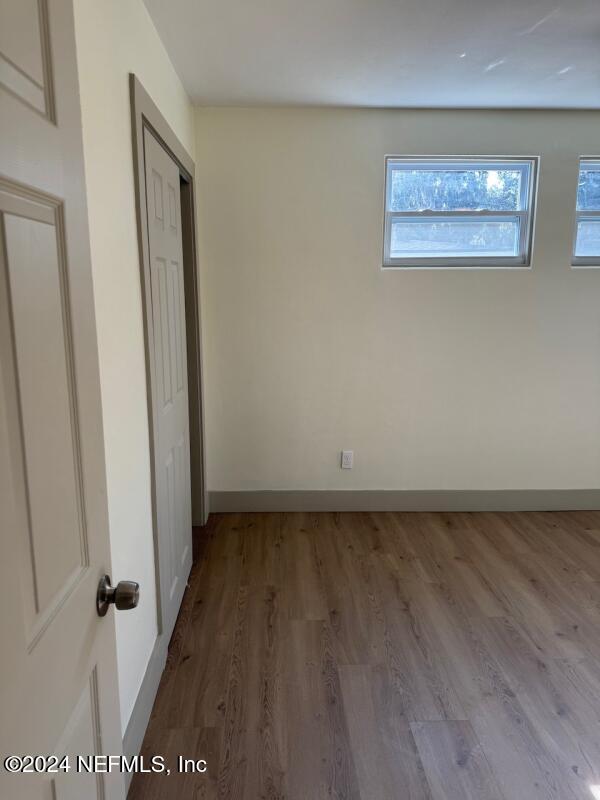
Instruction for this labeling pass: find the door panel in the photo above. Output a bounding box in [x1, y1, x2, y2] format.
[0, 2, 124, 798]
[0, 0, 54, 119]
[144, 129, 192, 637]
[52, 670, 104, 800]
[2, 191, 86, 640]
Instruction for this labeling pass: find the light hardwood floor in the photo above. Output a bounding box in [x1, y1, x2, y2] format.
[129, 511, 600, 800]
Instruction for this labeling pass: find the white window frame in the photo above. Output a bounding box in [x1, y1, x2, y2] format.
[382, 156, 539, 269]
[572, 158, 600, 268]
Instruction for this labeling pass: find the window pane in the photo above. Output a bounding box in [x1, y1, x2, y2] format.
[575, 219, 600, 258]
[577, 164, 600, 211]
[389, 167, 525, 212]
[389, 217, 521, 260]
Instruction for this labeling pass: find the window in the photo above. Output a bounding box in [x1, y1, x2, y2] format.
[383, 157, 538, 268]
[573, 159, 600, 266]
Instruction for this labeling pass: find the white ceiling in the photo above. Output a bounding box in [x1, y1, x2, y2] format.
[143, 0, 600, 108]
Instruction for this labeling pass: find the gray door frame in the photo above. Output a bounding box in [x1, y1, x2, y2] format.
[130, 74, 207, 640]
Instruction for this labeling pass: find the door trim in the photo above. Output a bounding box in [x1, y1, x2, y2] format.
[130, 74, 207, 642]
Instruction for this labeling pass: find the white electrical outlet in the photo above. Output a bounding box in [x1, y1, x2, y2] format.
[341, 450, 354, 469]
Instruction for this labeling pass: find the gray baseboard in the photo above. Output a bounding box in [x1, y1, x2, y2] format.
[122, 634, 168, 792]
[122, 554, 193, 792]
[210, 489, 600, 513]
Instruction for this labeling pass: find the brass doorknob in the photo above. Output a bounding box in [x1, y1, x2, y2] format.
[97, 575, 140, 617]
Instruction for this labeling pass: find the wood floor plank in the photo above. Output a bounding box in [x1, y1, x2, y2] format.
[217, 583, 286, 800]
[369, 663, 434, 800]
[367, 551, 468, 722]
[239, 512, 285, 589]
[284, 620, 360, 800]
[411, 720, 505, 800]
[315, 518, 385, 665]
[367, 512, 431, 582]
[475, 616, 600, 790]
[164, 526, 243, 729]
[338, 664, 399, 800]
[129, 727, 220, 800]
[509, 551, 600, 661]
[405, 576, 586, 799]
[468, 693, 587, 800]
[279, 513, 328, 620]
[461, 516, 588, 659]
[340, 664, 434, 800]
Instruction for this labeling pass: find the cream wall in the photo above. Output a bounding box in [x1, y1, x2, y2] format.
[196, 107, 600, 493]
[73, 0, 194, 732]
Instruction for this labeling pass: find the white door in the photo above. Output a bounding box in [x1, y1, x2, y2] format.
[144, 130, 193, 639]
[0, 1, 126, 798]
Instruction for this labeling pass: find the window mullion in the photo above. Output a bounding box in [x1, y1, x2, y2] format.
[389, 210, 526, 219]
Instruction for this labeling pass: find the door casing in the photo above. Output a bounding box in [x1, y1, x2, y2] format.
[129, 74, 207, 632]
